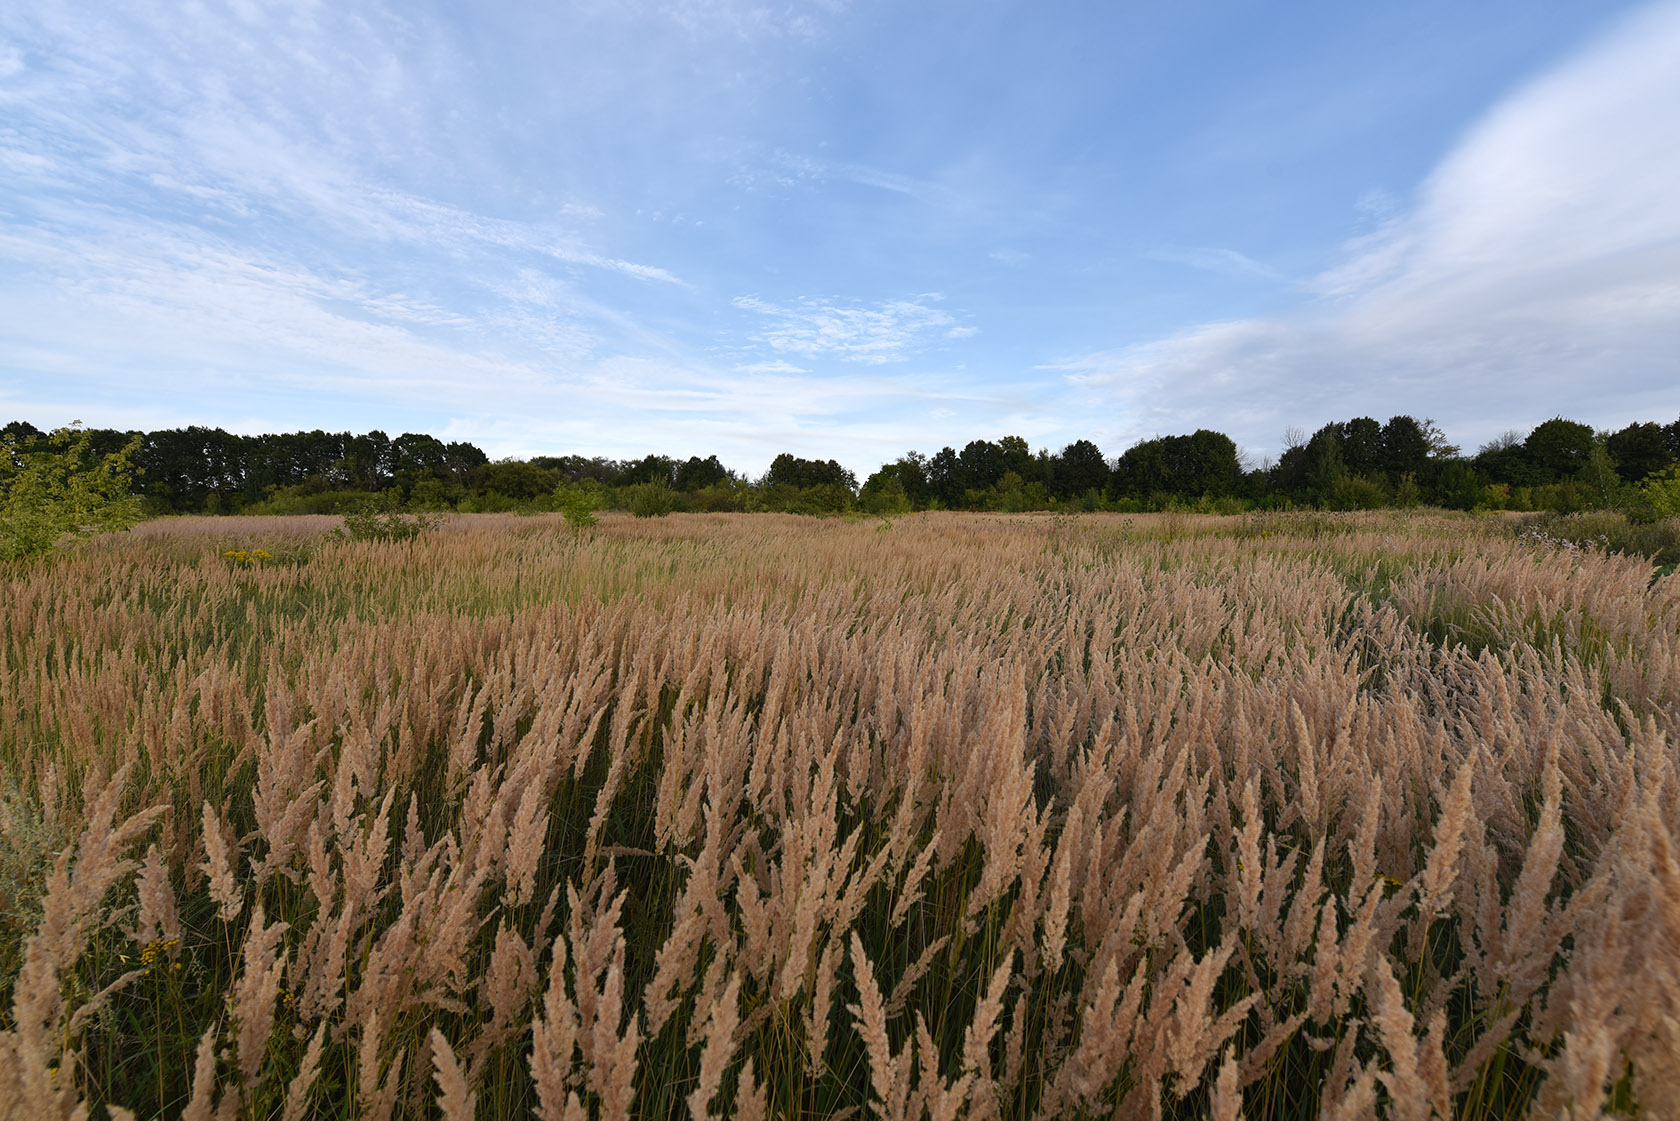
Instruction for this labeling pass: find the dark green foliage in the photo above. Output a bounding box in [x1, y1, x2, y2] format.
[674, 455, 730, 491]
[764, 453, 856, 492]
[12, 409, 1680, 521]
[1052, 439, 1110, 499]
[1112, 429, 1239, 504]
[861, 456, 930, 511]
[1606, 422, 1673, 483]
[1522, 418, 1598, 483]
[474, 460, 562, 501]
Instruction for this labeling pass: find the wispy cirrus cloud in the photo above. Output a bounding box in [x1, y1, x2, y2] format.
[728, 147, 951, 203]
[1146, 246, 1287, 283]
[732, 294, 974, 364]
[1060, 0, 1680, 457]
[0, 2, 680, 351]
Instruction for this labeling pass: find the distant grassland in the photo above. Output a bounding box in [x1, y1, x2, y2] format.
[1, 511, 1676, 1119]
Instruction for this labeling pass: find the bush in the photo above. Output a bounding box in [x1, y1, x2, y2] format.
[408, 477, 463, 511]
[555, 483, 602, 530]
[685, 482, 748, 513]
[244, 485, 386, 516]
[337, 497, 444, 543]
[1642, 465, 1680, 519]
[784, 483, 854, 515]
[623, 482, 677, 518]
[1330, 473, 1388, 511]
[0, 422, 142, 561]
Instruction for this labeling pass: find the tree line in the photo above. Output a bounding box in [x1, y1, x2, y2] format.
[5, 412, 1680, 519]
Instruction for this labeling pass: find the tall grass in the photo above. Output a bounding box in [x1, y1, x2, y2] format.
[1, 510, 1675, 1118]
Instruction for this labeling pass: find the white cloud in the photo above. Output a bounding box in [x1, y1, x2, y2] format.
[733, 293, 972, 364]
[1066, 0, 1680, 456]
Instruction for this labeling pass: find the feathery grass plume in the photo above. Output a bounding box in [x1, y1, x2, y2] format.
[916, 1012, 969, 1121]
[641, 895, 709, 1036]
[231, 901, 290, 1091]
[805, 937, 843, 1075]
[589, 955, 640, 1121]
[1210, 1045, 1242, 1121]
[1416, 756, 1477, 932]
[884, 934, 950, 1019]
[734, 1056, 770, 1121]
[280, 1022, 328, 1121]
[474, 922, 538, 1067]
[686, 970, 742, 1120]
[960, 949, 1015, 1118]
[529, 930, 581, 1116]
[200, 800, 243, 923]
[1040, 828, 1073, 976]
[1160, 941, 1256, 1100]
[848, 931, 901, 1114]
[430, 1028, 476, 1121]
[132, 841, 179, 947]
[1371, 959, 1430, 1121]
[179, 1028, 221, 1121]
[502, 785, 549, 910]
[1321, 1065, 1379, 1121]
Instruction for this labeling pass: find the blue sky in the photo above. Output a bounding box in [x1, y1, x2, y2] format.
[3, 0, 1677, 474]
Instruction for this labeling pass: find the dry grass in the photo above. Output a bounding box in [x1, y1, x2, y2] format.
[0, 510, 1676, 1119]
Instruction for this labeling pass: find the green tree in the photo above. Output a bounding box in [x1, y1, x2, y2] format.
[555, 481, 604, 529]
[673, 455, 729, 491]
[1523, 417, 1596, 482]
[1, 422, 143, 560]
[1607, 422, 1673, 483]
[1052, 439, 1111, 499]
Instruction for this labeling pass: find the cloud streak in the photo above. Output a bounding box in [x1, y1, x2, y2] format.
[733, 294, 974, 364]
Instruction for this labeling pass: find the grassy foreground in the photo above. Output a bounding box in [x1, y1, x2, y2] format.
[1, 511, 1676, 1119]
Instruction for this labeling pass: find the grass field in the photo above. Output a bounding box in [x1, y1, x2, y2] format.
[1, 510, 1676, 1119]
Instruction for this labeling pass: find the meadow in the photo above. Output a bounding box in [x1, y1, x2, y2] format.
[0, 510, 1675, 1119]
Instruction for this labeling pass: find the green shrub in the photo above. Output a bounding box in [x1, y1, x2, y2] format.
[623, 482, 677, 518]
[1331, 473, 1388, 511]
[0, 422, 142, 561]
[336, 497, 444, 542]
[784, 482, 854, 515]
[1642, 465, 1680, 519]
[685, 481, 749, 513]
[555, 483, 603, 530]
[243, 485, 386, 516]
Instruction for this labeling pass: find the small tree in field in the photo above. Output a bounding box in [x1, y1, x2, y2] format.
[0, 422, 143, 560]
[554, 482, 601, 530]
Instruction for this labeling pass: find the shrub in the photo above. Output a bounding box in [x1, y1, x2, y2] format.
[784, 482, 854, 515]
[1331, 472, 1388, 510]
[555, 483, 602, 530]
[243, 485, 385, 516]
[0, 422, 142, 561]
[1642, 465, 1680, 519]
[622, 482, 677, 518]
[337, 497, 444, 542]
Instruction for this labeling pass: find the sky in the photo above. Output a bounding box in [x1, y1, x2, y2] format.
[2, 0, 1677, 475]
